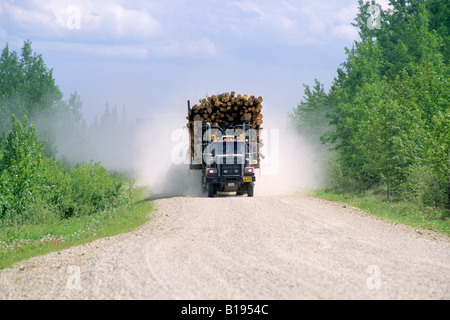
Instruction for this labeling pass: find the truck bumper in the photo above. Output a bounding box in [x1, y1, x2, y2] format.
[206, 176, 255, 184]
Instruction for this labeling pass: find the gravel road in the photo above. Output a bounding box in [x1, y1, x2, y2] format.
[1, 192, 449, 300]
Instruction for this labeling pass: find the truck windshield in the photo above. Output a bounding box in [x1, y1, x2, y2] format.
[214, 141, 245, 155]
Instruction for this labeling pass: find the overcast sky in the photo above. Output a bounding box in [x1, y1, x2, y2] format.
[0, 0, 390, 124]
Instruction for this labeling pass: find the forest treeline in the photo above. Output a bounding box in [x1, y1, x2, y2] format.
[291, 0, 449, 208]
[0, 40, 135, 226]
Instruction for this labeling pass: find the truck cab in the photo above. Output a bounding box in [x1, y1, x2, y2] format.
[204, 136, 256, 197]
[199, 126, 257, 197]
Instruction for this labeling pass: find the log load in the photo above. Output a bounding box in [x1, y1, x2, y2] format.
[187, 92, 264, 168]
[186, 92, 263, 130]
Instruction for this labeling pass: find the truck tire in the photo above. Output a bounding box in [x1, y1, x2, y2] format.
[208, 183, 215, 198]
[247, 183, 254, 197]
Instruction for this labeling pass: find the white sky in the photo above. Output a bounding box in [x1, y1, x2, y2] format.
[0, 0, 390, 124]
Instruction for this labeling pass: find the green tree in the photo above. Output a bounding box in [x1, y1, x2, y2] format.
[291, 79, 334, 142]
[0, 41, 62, 134]
[425, 0, 450, 64]
[0, 115, 47, 221]
[18, 40, 62, 116]
[294, 0, 449, 207]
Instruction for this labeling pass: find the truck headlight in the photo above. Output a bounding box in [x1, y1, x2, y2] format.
[244, 167, 255, 176]
[207, 168, 218, 177]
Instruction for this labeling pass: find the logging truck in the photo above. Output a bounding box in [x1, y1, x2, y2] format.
[187, 93, 263, 197]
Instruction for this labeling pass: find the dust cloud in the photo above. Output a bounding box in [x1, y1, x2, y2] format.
[132, 106, 328, 198]
[37, 100, 328, 198]
[131, 110, 204, 198]
[256, 110, 328, 196]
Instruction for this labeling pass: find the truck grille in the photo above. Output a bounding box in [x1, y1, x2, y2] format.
[220, 164, 242, 177]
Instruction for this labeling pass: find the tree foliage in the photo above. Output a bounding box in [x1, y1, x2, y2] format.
[0, 41, 134, 226]
[0, 41, 62, 134]
[291, 0, 449, 208]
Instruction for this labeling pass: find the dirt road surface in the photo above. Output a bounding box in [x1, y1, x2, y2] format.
[1, 193, 449, 300]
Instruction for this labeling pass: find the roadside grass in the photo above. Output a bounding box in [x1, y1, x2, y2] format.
[312, 188, 450, 236]
[0, 188, 153, 270]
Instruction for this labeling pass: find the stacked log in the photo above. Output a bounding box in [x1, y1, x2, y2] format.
[186, 92, 263, 130]
[187, 92, 264, 168]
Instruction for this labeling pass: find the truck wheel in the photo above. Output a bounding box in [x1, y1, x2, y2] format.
[208, 184, 215, 198]
[247, 183, 254, 197]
